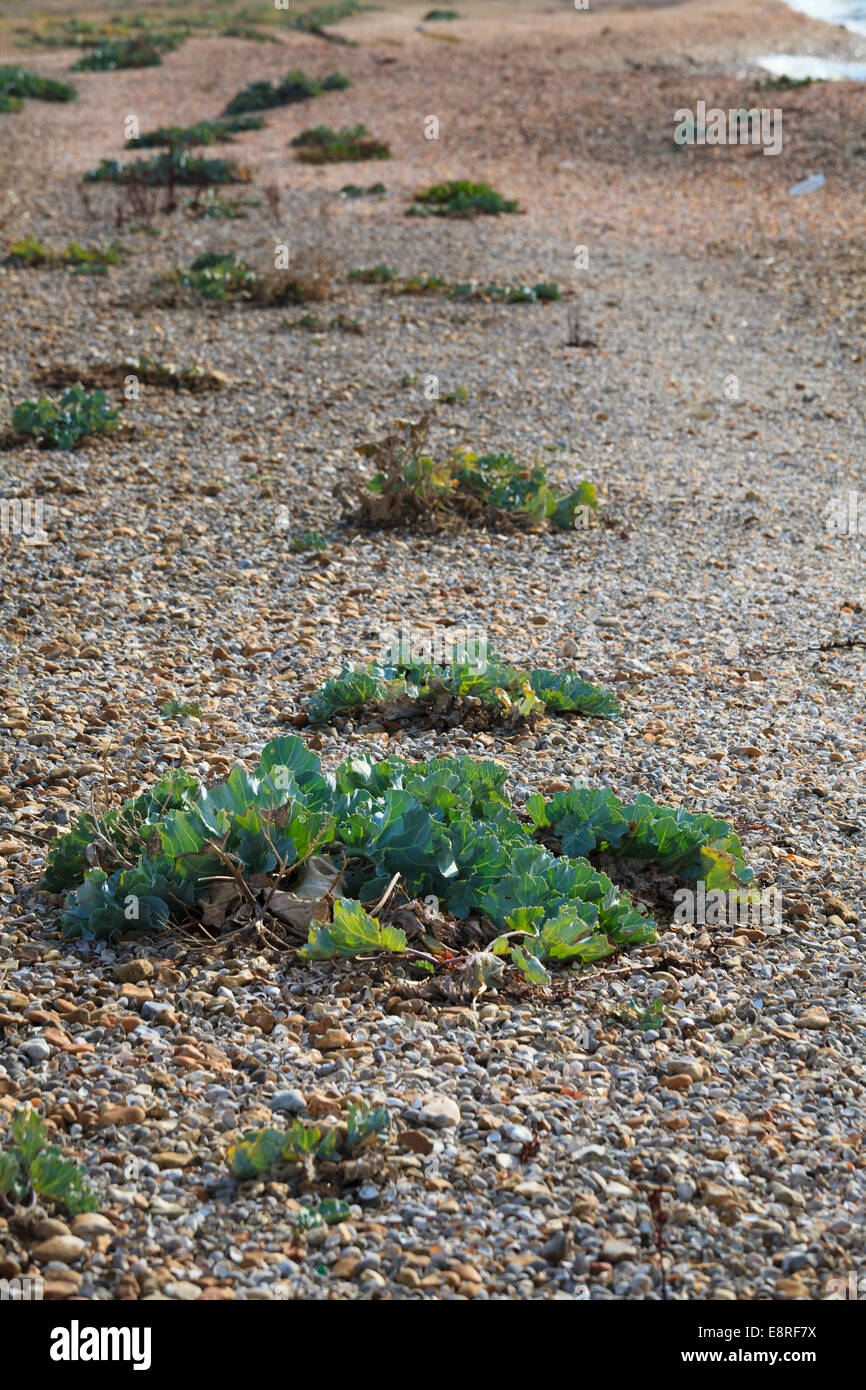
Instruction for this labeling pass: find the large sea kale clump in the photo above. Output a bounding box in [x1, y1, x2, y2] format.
[41, 737, 753, 979]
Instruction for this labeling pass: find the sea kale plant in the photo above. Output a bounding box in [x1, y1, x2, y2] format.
[306, 652, 619, 726]
[409, 277, 559, 303]
[3, 235, 51, 265]
[346, 415, 596, 531]
[85, 152, 248, 187]
[0, 1109, 98, 1215]
[219, 24, 282, 43]
[339, 182, 386, 199]
[186, 190, 262, 220]
[11, 385, 119, 449]
[0, 65, 76, 111]
[228, 1101, 390, 1180]
[60, 241, 122, 273]
[223, 70, 349, 115]
[125, 114, 265, 149]
[291, 124, 390, 163]
[3, 237, 121, 270]
[348, 268, 558, 302]
[291, 529, 329, 552]
[160, 697, 203, 719]
[41, 735, 753, 984]
[72, 33, 184, 70]
[156, 251, 330, 306]
[348, 263, 398, 282]
[170, 251, 258, 301]
[407, 180, 520, 216]
[283, 3, 377, 40]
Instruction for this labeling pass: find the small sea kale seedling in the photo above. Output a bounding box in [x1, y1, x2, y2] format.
[0, 1108, 98, 1215]
[291, 530, 329, 552]
[175, 251, 255, 300]
[339, 182, 386, 198]
[160, 697, 203, 718]
[186, 190, 262, 220]
[3, 238, 121, 271]
[350, 270, 558, 302]
[295, 1198, 352, 1231]
[61, 241, 121, 274]
[760, 73, 814, 90]
[219, 23, 281, 42]
[450, 280, 559, 303]
[228, 1101, 391, 1181]
[615, 997, 667, 1031]
[637, 998, 666, 1031]
[11, 385, 119, 449]
[399, 273, 451, 295]
[347, 263, 397, 283]
[72, 33, 184, 70]
[407, 180, 519, 216]
[3, 235, 49, 265]
[291, 124, 390, 164]
[285, 2, 377, 38]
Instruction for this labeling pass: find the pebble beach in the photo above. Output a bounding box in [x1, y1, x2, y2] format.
[0, 0, 864, 1304]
